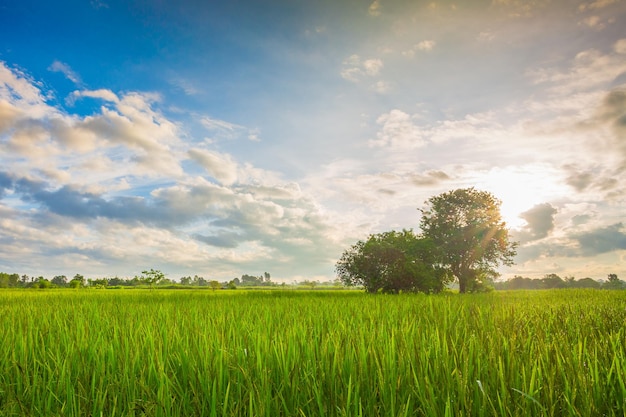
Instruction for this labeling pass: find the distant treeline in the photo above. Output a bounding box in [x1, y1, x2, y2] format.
[1, 271, 623, 291]
[0, 271, 341, 289]
[494, 273, 624, 290]
[0, 272, 277, 289]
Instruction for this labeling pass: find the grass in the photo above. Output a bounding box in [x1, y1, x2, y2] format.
[0, 289, 624, 416]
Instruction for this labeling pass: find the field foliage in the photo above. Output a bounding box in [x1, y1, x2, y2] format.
[0, 289, 624, 416]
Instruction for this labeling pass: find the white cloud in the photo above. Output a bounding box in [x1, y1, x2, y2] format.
[363, 59, 383, 76]
[1, 63, 347, 279]
[201, 116, 242, 132]
[188, 148, 239, 185]
[416, 40, 436, 51]
[170, 77, 199, 96]
[526, 47, 626, 94]
[48, 60, 82, 84]
[341, 55, 385, 83]
[68, 88, 119, 104]
[340, 67, 363, 82]
[578, 0, 617, 12]
[615, 38, 626, 54]
[402, 40, 436, 57]
[368, 0, 381, 16]
[0, 62, 56, 120]
[199, 115, 260, 142]
[477, 31, 495, 42]
[369, 109, 427, 148]
[371, 80, 391, 94]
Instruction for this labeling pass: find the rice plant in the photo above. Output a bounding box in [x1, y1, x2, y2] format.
[0, 289, 624, 416]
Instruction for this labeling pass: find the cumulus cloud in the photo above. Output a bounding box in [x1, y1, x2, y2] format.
[48, 60, 82, 84]
[0, 62, 345, 279]
[574, 223, 626, 256]
[410, 170, 450, 186]
[371, 80, 391, 93]
[402, 40, 436, 57]
[515, 203, 558, 243]
[526, 46, 626, 94]
[579, 15, 606, 30]
[341, 55, 384, 83]
[68, 88, 119, 104]
[615, 39, 626, 54]
[576, 88, 626, 174]
[368, 0, 381, 16]
[369, 109, 427, 148]
[363, 59, 383, 76]
[578, 0, 617, 12]
[0, 62, 57, 122]
[188, 148, 239, 185]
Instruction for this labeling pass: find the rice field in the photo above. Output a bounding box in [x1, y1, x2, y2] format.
[0, 289, 624, 416]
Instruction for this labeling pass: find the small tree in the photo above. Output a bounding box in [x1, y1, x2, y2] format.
[209, 280, 221, 291]
[141, 269, 165, 289]
[68, 278, 82, 289]
[51, 275, 68, 287]
[419, 188, 517, 293]
[604, 273, 624, 290]
[34, 277, 52, 289]
[336, 229, 449, 294]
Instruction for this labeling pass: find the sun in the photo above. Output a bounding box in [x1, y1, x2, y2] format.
[474, 166, 564, 230]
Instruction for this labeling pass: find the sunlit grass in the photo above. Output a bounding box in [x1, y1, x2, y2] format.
[0, 289, 624, 416]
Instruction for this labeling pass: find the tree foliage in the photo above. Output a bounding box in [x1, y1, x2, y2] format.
[141, 269, 165, 289]
[336, 230, 450, 294]
[419, 188, 517, 293]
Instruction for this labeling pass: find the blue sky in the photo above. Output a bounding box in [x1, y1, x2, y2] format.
[1, 0, 625, 282]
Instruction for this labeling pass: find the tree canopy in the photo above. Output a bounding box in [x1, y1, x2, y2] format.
[336, 229, 450, 294]
[419, 188, 517, 293]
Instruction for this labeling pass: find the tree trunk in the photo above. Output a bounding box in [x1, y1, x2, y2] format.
[458, 276, 467, 294]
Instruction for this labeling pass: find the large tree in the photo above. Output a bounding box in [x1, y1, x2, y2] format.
[419, 188, 517, 293]
[336, 229, 450, 294]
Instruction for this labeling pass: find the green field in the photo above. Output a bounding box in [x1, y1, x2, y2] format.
[0, 289, 624, 416]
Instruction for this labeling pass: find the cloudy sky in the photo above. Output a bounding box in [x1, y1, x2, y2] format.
[1, 0, 625, 282]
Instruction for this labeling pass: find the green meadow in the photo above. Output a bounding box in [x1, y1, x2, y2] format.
[0, 289, 624, 416]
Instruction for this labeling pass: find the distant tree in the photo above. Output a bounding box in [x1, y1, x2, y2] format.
[72, 274, 85, 286]
[0, 272, 19, 288]
[226, 280, 237, 290]
[108, 276, 130, 286]
[604, 274, 624, 290]
[192, 275, 207, 286]
[68, 278, 82, 289]
[541, 274, 565, 289]
[141, 269, 165, 289]
[209, 280, 221, 291]
[34, 277, 52, 289]
[20, 275, 30, 287]
[264, 272, 271, 283]
[419, 188, 517, 293]
[88, 278, 108, 289]
[573, 277, 601, 289]
[336, 229, 449, 294]
[51, 275, 68, 287]
[241, 274, 263, 286]
[180, 276, 192, 285]
[505, 276, 536, 290]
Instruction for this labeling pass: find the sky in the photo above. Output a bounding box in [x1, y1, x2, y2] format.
[0, 0, 625, 282]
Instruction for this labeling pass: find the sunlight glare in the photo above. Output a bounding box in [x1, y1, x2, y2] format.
[475, 167, 563, 230]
